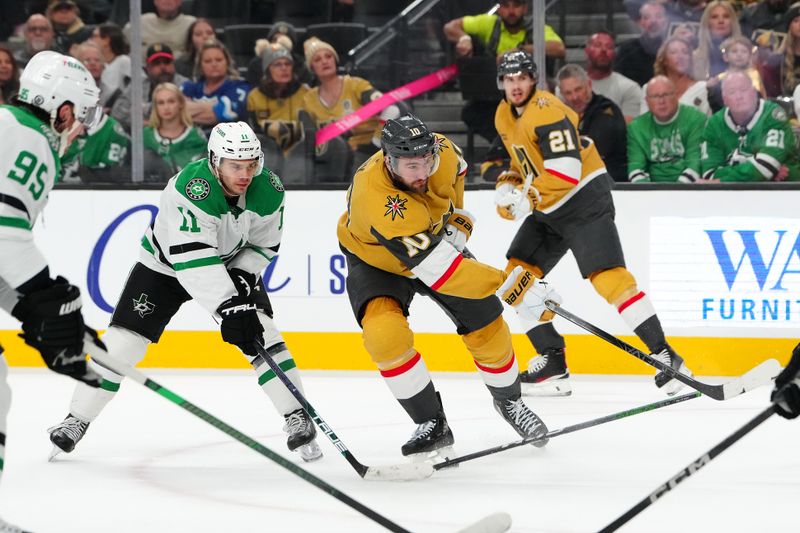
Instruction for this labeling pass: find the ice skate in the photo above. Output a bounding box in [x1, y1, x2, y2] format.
[653, 345, 692, 395]
[47, 414, 90, 460]
[494, 396, 549, 447]
[283, 408, 323, 462]
[400, 414, 455, 463]
[0, 516, 29, 533]
[520, 347, 572, 397]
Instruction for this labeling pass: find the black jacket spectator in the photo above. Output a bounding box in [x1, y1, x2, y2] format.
[579, 93, 628, 182]
[740, 0, 791, 38]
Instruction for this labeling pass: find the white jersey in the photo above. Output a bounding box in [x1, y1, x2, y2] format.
[139, 159, 285, 315]
[0, 104, 61, 290]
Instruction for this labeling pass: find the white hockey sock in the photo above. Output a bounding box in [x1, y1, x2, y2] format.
[254, 343, 304, 416]
[474, 354, 519, 390]
[0, 354, 10, 476]
[617, 291, 657, 331]
[70, 326, 149, 422]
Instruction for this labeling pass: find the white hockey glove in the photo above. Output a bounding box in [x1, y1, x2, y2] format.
[494, 171, 538, 221]
[496, 266, 562, 322]
[441, 208, 475, 252]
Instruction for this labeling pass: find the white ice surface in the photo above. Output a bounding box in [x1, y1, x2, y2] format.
[1, 369, 797, 533]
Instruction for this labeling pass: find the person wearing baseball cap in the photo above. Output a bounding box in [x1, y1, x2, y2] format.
[47, 0, 93, 54]
[110, 42, 188, 132]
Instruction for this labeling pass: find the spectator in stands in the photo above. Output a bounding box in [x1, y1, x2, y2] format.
[0, 47, 20, 106]
[143, 82, 206, 181]
[174, 18, 215, 80]
[47, 0, 93, 55]
[557, 64, 628, 182]
[246, 22, 314, 87]
[91, 23, 131, 95]
[443, 0, 565, 143]
[707, 36, 765, 112]
[303, 37, 401, 173]
[740, 0, 791, 38]
[761, 4, 800, 97]
[628, 75, 707, 182]
[181, 39, 250, 131]
[583, 31, 644, 122]
[14, 14, 54, 69]
[701, 71, 800, 181]
[693, 1, 742, 79]
[61, 109, 130, 183]
[126, 0, 196, 60]
[643, 36, 711, 115]
[616, 1, 670, 86]
[74, 41, 115, 111]
[247, 43, 310, 154]
[111, 43, 188, 132]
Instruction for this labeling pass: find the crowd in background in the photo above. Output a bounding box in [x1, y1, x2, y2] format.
[0, 0, 799, 185]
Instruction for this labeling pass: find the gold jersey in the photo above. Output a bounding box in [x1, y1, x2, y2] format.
[303, 75, 382, 150]
[495, 89, 608, 213]
[337, 134, 507, 299]
[246, 85, 310, 151]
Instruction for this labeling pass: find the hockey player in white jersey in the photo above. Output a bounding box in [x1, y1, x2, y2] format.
[0, 50, 104, 532]
[48, 121, 323, 462]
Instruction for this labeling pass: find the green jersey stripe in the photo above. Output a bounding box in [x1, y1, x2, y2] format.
[172, 256, 223, 271]
[258, 359, 298, 385]
[0, 216, 32, 230]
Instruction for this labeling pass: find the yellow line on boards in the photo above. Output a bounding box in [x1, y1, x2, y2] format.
[0, 330, 793, 376]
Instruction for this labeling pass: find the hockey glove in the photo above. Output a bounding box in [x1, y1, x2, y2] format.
[771, 342, 800, 419]
[13, 277, 101, 387]
[217, 295, 264, 356]
[496, 266, 562, 322]
[494, 171, 538, 221]
[228, 268, 262, 298]
[441, 208, 475, 252]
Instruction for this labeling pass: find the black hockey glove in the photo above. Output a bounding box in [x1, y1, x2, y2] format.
[217, 295, 264, 356]
[228, 268, 262, 298]
[13, 277, 102, 388]
[771, 342, 800, 419]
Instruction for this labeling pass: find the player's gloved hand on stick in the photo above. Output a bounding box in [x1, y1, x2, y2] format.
[496, 266, 561, 322]
[13, 276, 102, 387]
[228, 268, 262, 297]
[771, 342, 800, 419]
[217, 295, 264, 356]
[441, 208, 475, 252]
[494, 170, 539, 221]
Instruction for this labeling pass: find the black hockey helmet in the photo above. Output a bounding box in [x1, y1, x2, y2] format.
[497, 50, 537, 88]
[381, 114, 436, 159]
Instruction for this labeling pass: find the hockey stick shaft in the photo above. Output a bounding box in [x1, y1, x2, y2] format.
[255, 343, 370, 477]
[86, 346, 414, 533]
[434, 391, 700, 470]
[598, 405, 775, 533]
[544, 301, 772, 401]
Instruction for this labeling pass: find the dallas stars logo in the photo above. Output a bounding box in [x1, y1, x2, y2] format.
[384, 194, 408, 221]
[185, 178, 210, 201]
[132, 293, 156, 318]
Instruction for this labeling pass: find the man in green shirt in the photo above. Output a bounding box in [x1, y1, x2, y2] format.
[61, 112, 130, 182]
[701, 71, 800, 182]
[628, 76, 707, 183]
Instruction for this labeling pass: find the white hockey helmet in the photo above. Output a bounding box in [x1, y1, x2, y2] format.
[18, 51, 102, 129]
[207, 121, 264, 176]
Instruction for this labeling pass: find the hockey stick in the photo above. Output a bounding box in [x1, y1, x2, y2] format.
[84, 337, 511, 533]
[544, 301, 780, 401]
[434, 391, 700, 470]
[598, 405, 775, 532]
[255, 342, 432, 481]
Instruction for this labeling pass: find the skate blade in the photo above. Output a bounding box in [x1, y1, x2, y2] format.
[407, 445, 457, 466]
[657, 365, 691, 396]
[521, 379, 572, 397]
[297, 442, 323, 463]
[48, 445, 64, 462]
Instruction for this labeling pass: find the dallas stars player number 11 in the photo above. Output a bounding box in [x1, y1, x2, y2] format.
[48, 121, 324, 463]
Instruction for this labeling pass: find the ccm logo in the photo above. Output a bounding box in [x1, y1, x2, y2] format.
[503, 271, 532, 305]
[220, 303, 257, 315]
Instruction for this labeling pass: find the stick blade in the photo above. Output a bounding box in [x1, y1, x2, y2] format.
[721, 358, 781, 400]
[363, 462, 434, 481]
[456, 512, 512, 533]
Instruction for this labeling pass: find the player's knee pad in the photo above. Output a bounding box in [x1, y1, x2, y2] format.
[91, 326, 149, 381]
[589, 267, 639, 306]
[0, 355, 10, 425]
[361, 297, 414, 368]
[462, 315, 513, 368]
[505, 258, 544, 278]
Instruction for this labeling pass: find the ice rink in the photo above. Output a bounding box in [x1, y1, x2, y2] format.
[1, 368, 797, 532]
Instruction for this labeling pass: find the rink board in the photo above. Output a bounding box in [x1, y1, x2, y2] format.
[1, 188, 797, 374]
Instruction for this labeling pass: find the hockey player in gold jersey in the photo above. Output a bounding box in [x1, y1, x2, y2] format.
[337, 114, 557, 458]
[492, 51, 692, 396]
